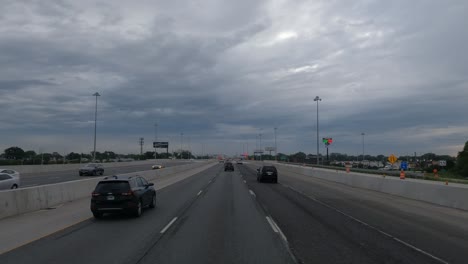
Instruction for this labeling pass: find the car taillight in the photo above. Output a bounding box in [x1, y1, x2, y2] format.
[121, 191, 134, 196]
[92, 192, 100, 197]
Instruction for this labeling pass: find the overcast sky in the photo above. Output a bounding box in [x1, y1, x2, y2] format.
[1, 0, 467, 157]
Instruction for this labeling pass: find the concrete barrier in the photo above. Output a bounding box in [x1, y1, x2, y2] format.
[0, 159, 177, 174]
[0, 161, 216, 220]
[257, 162, 468, 211]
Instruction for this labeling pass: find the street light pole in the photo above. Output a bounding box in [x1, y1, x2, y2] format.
[361, 132, 365, 161]
[314, 96, 322, 165]
[92, 92, 100, 162]
[154, 123, 158, 159]
[180, 133, 184, 159]
[274, 127, 278, 161]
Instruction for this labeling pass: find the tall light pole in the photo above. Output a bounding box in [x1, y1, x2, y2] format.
[314, 96, 322, 165]
[274, 127, 278, 161]
[361, 132, 365, 161]
[92, 92, 100, 162]
[259, 132, 263, 161]
[180, 133, 184, 159]
[154, 123, 158, 159]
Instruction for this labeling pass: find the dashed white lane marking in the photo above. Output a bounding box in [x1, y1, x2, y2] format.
[266, 216, 288, 242]
[283, 184, 449, 264]
[197, 190, 203, 196]
[160, 217, 178, 234]
[208, 180, 212, 183]
[243, 180, 247, 184]
[249, 189, 256, 197]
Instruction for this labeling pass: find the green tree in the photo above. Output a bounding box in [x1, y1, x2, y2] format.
[456, 141, 468, 176]
[4, 146, 25, 160]
[66, 152, 81, 160]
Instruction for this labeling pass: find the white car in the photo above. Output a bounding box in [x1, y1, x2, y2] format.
[0, 173, 20, 190]
[152, 164, 164, 170]
[0, 169, 20, 178]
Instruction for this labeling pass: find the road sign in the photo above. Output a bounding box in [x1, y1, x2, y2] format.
[400, 161, 408, 170]
[439, 160, 447, 167]
[388, 154, 397, 164]
[153, 142, 169, 148]
[322, 138, 333, 145]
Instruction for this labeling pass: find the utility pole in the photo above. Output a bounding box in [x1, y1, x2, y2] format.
[259, 132, 263, 161]
[139, 137, 144, 156]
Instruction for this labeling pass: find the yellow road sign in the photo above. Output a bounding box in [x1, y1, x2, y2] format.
[388, 154, 398, 164]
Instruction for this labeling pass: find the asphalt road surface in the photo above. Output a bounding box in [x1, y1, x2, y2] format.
[2, 163, 468, 264]
[19, 161, 190, 187]
[0, 164, 294, 264]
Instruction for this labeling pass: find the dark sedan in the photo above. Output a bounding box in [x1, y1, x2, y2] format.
[79, 163, 104, 176]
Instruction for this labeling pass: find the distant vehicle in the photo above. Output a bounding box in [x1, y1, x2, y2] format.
[379, 165, 397, 171]
[224, 162, 234, 171]
[0, 169, 20, 178]
[152, 164, 164, 170]
[219, 160, 225, 163]
[236, 160, 243, 165]
[0, 173, 20, 190]
[90, 175, 156, 218]
[79, 163, 104, 176]
[257, 166, 278, 183]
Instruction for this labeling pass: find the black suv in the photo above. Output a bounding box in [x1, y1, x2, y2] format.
[79, 163, 104, 176]
[257, 166, 278, 183]
[90, 175, 156, 218]
[224, 162, 234, 171]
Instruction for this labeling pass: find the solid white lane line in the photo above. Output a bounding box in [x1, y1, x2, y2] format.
[197, 190, 203, 196]
[283, 184, 449, 264]
[249, 189, 256, 197]
[160, 217, 178, 234]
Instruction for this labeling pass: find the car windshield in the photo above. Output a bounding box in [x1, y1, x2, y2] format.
[95, 181, 130, 193]
[2, 1, 468, 264]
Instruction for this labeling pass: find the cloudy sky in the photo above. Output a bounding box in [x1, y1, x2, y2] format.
[1, 0, 467, 157]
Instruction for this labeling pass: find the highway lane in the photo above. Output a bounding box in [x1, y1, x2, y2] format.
[19, 161, 191, 187]
[0, 164, 294, 264]
[238, 163, 468, 264]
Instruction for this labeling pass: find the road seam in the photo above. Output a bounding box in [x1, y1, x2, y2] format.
[160, 217, 178, 234]
[282, 183, 449, 264]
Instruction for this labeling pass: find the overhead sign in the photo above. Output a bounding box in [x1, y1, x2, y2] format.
[253, 149, 264, 154]
[388, 154, 398, 164]
[439, 160, 447, 167]
[265, 147, 276, 151]
[153, 142, 169, 148]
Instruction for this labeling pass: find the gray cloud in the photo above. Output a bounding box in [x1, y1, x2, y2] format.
[0, 0, 467, 156]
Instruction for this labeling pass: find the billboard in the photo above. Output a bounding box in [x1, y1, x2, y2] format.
[153, 142, 169, 148]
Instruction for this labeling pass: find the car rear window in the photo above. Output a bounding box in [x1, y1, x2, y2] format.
[262, 166, 277, 173]
[95, 181, 130, 193]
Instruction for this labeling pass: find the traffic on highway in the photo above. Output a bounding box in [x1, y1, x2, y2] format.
[1, 162, 467, 264]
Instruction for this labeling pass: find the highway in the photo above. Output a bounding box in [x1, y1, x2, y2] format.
[18, 161, 190, 187]
[1, 163, 468, 263]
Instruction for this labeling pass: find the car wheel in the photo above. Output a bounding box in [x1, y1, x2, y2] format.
[274, 179, 278, 184]
[79, 172, 83, 176]
[92, 170, 97, 176]
[134, 200, 142, 217]
[11, 184, 18, 189]
[149, 194, 156, 208]
[93, 212, 103, 219]
[99, 171, 104, 176]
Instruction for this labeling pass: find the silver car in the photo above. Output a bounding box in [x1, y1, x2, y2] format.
[0, 173, 20, 190]
[0, 169, 20, 178]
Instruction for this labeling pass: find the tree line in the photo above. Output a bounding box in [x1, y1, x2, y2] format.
[0, 146, 198, 165]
